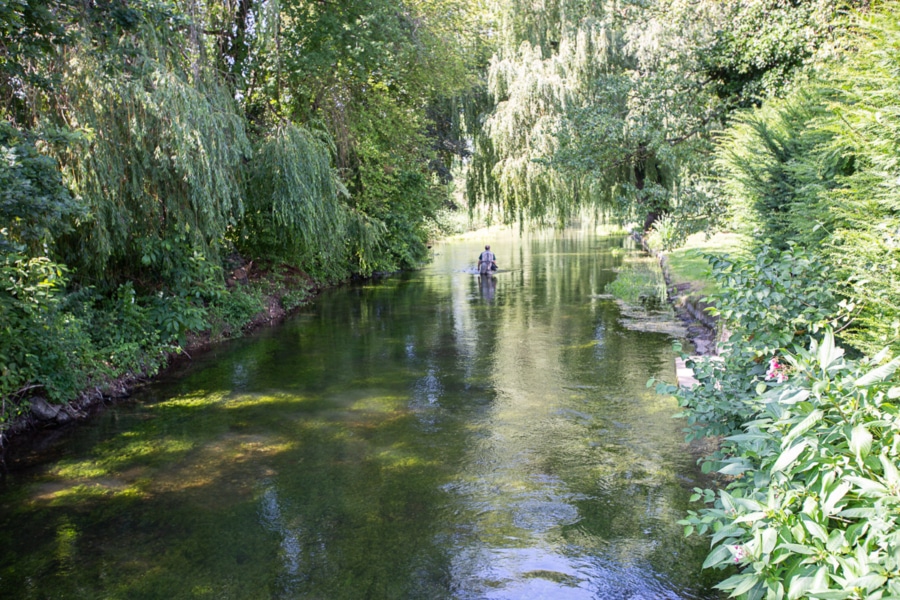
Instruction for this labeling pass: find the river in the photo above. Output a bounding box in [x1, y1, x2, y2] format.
[0, 227, 721, 599]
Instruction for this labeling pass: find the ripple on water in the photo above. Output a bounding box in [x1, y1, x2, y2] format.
[511, 498, 580, 533]
[451, 544, 707, 600]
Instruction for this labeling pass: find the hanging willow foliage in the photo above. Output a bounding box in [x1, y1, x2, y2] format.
[237, 122, 385, 279]
[470, 11, 623, 224]
[46, 19, 250, 285]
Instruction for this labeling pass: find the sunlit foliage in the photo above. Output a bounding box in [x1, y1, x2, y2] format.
[469, 0, 850, 231]
[717, 3, 900, 355]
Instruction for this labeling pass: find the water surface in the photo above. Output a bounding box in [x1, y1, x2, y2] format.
[0, 228, 720, 599]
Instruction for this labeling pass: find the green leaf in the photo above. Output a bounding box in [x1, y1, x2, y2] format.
[788, 573, 816, 600]
[761, 528, 778, 555]
[719, 461, 753, 476]
[843, 476, 888, 497]
[837, 507, 877, 518]
[735, 511, 767, 524]
[854, 356, 900, 388]
[777, 543, 816, 555]
[880, 454, 900, 487]
[803, 519, 828, 543]
[822, 482, 851, 516]
[817, 330, 841, 370]
[826, 529, 846, 553]
[783, 409, 823, 447]
[703, 544, 734, 569]
[846, 574, 887, 592]
[727, 433, 770, 442]
[731, 573, 762, 597]
[849, 425, 873, 460]
[778, 388, 811, 405]
[773, 441, 807, 473]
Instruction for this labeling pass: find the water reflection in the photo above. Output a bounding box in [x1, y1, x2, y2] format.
[0, 227, 719, 599]
[478, 274, 497, 302]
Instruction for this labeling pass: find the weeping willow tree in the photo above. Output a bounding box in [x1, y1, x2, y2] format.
[468, 0, 716, 227]
[41, 9, 250, 287]
[467, 3, 624, 224]
[236, 123, 385, 280]
[470, 0, 848, 232]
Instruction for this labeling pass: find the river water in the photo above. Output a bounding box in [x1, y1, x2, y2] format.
[0, 228, 720, 599]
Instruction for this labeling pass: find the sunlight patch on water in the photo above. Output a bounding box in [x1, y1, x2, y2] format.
[52, 437, 195, 480]
[223, 392, 310, 409]
[155, 390, 231, 409]
[37, 482, 145, 505]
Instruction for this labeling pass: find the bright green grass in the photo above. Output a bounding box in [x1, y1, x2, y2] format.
[665, 231, 751, 297]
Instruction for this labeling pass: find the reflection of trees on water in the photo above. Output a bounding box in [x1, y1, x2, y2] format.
[0, 230, 716, 597]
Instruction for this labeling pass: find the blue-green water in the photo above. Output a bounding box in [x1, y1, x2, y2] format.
[0, 228, 720, 599]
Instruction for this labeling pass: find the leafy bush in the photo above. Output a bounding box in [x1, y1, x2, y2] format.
[206, 285, 265, 338]
[646, 214, 688, 252]
[680, 331, 900, 600]
[657, 244, 842, 446]
[713, 4, 900, 357]
[707, 244, 841, 356]
[280, 280, 314, 312]
[79, 282, 166, 377]
[657, 244, 897, 598]
[0, 254, 93, 416]
[0, 122, 83, 255]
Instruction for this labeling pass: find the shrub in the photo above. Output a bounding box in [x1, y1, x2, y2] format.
[85, 282, 167, 376]
[206, 285, 266, 338]
[657, 244, 844, 447]
[0, 254, 93, 419]
[680, 331, 900, 600]
[646, 214, 688, 253]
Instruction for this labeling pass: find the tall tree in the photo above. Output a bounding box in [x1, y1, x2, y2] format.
[468, 0, 851, 232]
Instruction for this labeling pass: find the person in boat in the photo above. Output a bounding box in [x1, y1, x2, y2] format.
[478, 245, 497, 275]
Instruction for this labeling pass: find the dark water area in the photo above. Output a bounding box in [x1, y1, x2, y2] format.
[0, 228, 721, 599]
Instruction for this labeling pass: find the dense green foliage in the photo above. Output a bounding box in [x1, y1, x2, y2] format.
[655, 245, 900, 599]
[0, 0, 489, 434]
[718, 4, 900, 356]
[658, 7, 900, 595]
[683, 332, 900, 600]
[466, 0, 849, 230]
[0, 123, 82, 254]
[660, 246, 841, 444]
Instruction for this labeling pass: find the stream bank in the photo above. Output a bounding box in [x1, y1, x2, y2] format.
[0, 263, 323, 452]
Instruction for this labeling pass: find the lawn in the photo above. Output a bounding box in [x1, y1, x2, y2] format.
[664, 231, 751, 298]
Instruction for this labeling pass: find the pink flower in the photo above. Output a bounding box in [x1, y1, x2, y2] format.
[765, 357, 789, 383]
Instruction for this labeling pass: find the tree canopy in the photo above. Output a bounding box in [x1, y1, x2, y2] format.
[2, 0, 898, 420]
[4, 2, 900, 595]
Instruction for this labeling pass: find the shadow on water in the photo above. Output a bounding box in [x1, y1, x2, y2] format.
[0, 228, 723, 599]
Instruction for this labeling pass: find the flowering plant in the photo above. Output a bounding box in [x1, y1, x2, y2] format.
[764, 356, 790, 383]
[680, 331, 900, 600]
